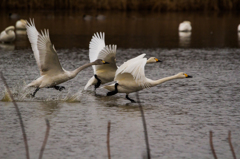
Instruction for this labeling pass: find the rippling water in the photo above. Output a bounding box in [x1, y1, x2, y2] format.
[0, 10, 240, 159]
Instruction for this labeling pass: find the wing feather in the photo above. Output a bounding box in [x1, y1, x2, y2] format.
[89, 32, 105, 73]
[26, 19, 41, 73]
[95, 44, 117, 72]
[37, 29, 63, 75]
[115, 55, 149, 88]
[115, 53, 146, 77]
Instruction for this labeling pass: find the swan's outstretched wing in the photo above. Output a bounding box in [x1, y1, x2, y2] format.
[115, 56, 149, 88]
[115, 53, 146, 77]
[37, 29, 63, 75]
[89, 32, 105, 73]
[26, 19, 41, 73]
[95, 45, 117, 73]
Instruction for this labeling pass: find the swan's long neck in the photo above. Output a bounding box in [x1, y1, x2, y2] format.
[149, 75, 179, 87]
[69, 62, 95, 78]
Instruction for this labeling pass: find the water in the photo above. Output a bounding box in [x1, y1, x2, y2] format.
[0, 10, 240, 159]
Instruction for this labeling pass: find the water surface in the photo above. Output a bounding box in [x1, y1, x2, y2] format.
[0, 10, 240, 159]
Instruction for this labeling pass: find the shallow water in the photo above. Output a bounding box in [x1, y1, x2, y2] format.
[0, 10, 240, 159]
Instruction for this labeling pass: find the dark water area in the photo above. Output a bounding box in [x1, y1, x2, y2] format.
[0, 10, 240, 159]
[1, 10, 240, 49]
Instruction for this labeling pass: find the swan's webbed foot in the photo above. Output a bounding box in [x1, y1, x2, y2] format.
[53, 86, 65, 91]
[126, 95, 136, 103]
[31, 87, 40, 97]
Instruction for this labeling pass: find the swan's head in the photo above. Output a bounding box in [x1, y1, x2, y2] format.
[20, 19, 27, 25]
[175, 72, 192, 79]
[147, 57, 162, 63]
[183, 21, 191, 24]
[93, 59, 110, 65]
[5, 26, 15, 31]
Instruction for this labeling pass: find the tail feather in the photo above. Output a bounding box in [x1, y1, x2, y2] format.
[84, 76, 97, 90]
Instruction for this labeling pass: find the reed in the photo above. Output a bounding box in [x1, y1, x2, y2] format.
[107, 121, 111, 159]
[39, 119, 51, 159]
[228, 131, 236, 159]
[136, 92, 151, 159]
[1, 0, 240, 10]
[209, 131, 218, 159]
[0, 72, 30, 159]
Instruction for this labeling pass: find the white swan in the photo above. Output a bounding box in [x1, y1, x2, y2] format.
[83, 14, 92, 21]
[25, 19, 109, 97]
[179, 21, 192, 32]
[16, 19, 27, 30]
[238, 24, 240, 32]
[103, 54, 192, 103]
[0, 26, 16, 43]
[84, 32, 118, 91]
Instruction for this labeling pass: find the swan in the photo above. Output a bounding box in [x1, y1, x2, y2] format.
[84, 36, 161, 91]
[25, 19, 109, 97]
[0, 26, 16, 43]
[16, 19, 27, 30]
[96, 14, 106, 20]
[83, 14, 92, 21]
[103, 54, 192, 103]
[84, 32, 118, 91]
[179, 21, 192, 32]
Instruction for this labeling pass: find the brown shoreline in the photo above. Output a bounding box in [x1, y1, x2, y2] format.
[1, 0, 240, 11]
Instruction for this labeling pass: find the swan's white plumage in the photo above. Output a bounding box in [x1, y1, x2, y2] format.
[25, 20, 107, 93]
[16, 19, 27, 29]
[115, 55, 149, 88]
[37, 29, 63, 75]
[84, 32, 118, 90]
[89, 32, 105, 73]
[179, 21, 192, 32]
[115, 53, 146, 77]
[84, 76, 96, 90]
[95, 44, 117, 73]
[26, 20, 41, 73]
[0, 26, 16, 43]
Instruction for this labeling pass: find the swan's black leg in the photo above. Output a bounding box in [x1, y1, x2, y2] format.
[52, 86, 65, 91]
[94, 74, 101, 90]
[126, 94, 136, 103]
[107, 83, 119, 96]
[31, 87, 40, 97]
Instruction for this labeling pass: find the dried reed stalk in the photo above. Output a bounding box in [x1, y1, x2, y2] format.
[136, 93, 151, 159]
[107, 120, 111, 159]
[38, 119, 51, 159]
[228, 131, 236, 159]
[209, 131, 218, 159]
[0, 72, 30, 159]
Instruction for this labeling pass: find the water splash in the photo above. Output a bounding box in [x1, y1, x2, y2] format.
[0, 81, 83, 102]
[1, 80, 32, 102]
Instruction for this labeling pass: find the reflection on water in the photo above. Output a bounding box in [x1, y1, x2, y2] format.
[0, 10, 240, 48]
[238, 33, 240, 47]
[179, 32, 191, 47]
[39, 101, 60, 115]
[0, 43, 15, 50]
[16, 30, 27, 35]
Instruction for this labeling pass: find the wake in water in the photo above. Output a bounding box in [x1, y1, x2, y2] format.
[1, 80, 84, 102]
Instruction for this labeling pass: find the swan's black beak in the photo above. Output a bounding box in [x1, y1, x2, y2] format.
[102, 60, 110, 64]
[186, 75, 192, 78]
[155, 58, 162, 62]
